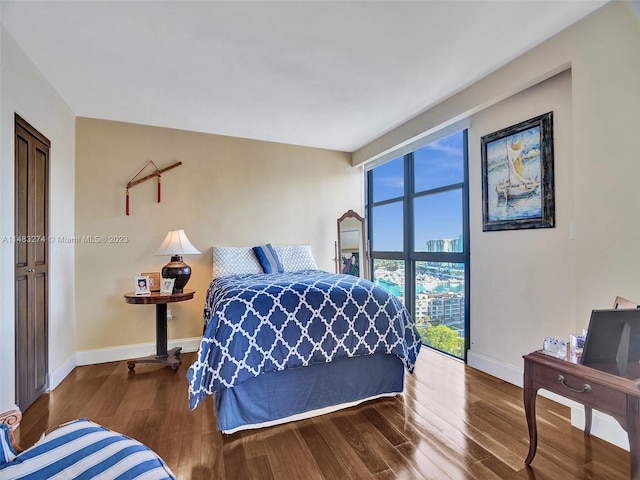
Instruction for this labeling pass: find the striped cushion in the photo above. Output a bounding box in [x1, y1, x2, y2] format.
[0, 419, 175, 479]
[252, 244, 284, 274]
[0, 425, 16, 465]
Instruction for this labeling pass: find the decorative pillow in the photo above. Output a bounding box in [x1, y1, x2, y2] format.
[274, 244, 318, 271]
[0, 425, 17, 465]
[212, 246, 263, 278]
[252, 244, 284, 274]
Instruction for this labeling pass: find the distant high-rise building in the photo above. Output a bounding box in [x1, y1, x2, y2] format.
[424, 237, 462, 253]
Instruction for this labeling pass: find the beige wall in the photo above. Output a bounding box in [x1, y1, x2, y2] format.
[469, 70, 574, 364]
[571, 1, 640, 320]
[0, 27, 76, 412]
[74, 118, 360, 355]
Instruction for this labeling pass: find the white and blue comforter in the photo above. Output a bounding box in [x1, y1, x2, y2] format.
[187, 270, 421, 409]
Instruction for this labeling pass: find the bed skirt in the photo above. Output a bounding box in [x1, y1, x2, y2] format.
[214, 353, 404, 433]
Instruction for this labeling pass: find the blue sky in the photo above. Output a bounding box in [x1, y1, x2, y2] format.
[371, 131, 464, 251]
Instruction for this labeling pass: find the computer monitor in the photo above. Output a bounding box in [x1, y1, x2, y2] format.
[581, 308, 640, 377]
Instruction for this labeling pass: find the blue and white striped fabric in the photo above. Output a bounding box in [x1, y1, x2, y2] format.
[0, 425, 17, 465]
[0, 419, 176, 479]
[252, 243, 284, 274]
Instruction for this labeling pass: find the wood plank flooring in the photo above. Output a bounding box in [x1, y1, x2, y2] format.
[16, 348, 629, 479]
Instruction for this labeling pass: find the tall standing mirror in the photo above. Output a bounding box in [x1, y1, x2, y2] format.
[336, 210, 369, 279]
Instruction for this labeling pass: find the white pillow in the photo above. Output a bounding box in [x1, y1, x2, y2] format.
[274, 244, 318, 271]
[212, 246, 263, 278]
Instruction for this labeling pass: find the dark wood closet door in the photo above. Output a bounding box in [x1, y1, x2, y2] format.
[15, 114, 50, 412]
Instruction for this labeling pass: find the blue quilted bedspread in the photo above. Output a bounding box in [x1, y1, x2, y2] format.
[187, 270, 421, 409]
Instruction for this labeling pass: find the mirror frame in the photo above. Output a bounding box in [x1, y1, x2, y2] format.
[336, 209, 369, 279]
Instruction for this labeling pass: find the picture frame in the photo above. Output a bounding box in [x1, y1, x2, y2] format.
[160, 277, 175, 295]
[481, 112, 554, 231]
[142, 272, 161, 292]
[134, 275, 151, 295]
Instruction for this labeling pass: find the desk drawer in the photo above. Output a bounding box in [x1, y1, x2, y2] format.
[532, 365, 627, 415]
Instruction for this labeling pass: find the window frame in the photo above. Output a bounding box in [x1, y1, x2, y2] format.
[366, 129, 470, 361]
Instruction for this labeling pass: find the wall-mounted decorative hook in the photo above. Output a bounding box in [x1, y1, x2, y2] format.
[125, 160, 182, 215]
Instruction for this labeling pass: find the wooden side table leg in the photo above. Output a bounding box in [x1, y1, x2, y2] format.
[524, 362, 538, 465]
[584, 406, 592, 435]
[628, 397, 640, 480]
[156, 303, 168, 358]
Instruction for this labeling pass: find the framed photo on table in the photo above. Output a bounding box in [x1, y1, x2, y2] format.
[160, 278, 175, 295]
[134, 276, 150, 295]
[142, 272, 161, 292]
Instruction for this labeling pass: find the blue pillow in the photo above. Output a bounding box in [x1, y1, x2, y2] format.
[0, 425, 17, 465]
[253, 244, 284, 274]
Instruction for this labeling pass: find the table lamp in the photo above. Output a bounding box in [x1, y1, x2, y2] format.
[154, 229, 201, 293]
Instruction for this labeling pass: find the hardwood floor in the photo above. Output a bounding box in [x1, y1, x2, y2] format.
[16, 348, 629, 479]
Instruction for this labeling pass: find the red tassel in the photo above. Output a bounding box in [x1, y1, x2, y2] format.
[157, 176, 161, 203]
[126, 188, 130, 215]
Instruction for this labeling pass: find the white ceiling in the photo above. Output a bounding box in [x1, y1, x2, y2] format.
[1, 1, 607, 152]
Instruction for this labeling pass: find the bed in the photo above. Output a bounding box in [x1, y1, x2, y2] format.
[187, 244, 422, 434]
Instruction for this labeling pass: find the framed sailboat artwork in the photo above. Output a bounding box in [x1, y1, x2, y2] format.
[481, 112, 554, 231]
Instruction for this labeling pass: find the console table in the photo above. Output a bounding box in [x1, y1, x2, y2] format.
[523, 350, 640, 479]
[124, 290, 195, 371]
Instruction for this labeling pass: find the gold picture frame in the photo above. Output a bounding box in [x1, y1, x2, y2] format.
[142, 272, 161, 292]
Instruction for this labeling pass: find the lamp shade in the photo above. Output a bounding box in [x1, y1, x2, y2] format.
[154, 229, 201, 256]
[154, 230, 200, 293]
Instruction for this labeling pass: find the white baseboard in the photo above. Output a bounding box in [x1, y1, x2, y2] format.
[570, 405, 629, 450]
[75, 337, 202, 366]
[45, 337, 202, 396]
[467, 350, 523, 387]
[467, 349, 629, 451]
[49, 353, 77, 390]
